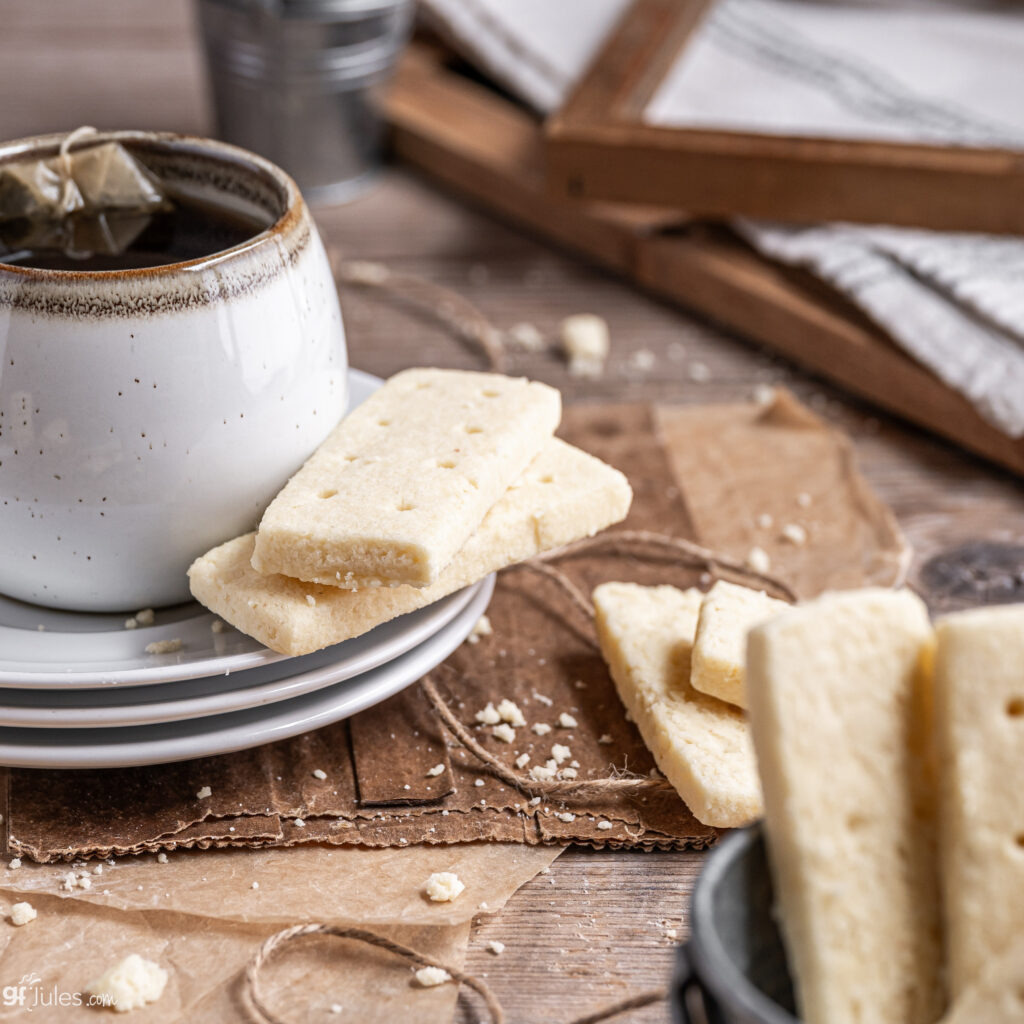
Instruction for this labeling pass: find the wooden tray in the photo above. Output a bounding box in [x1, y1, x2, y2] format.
[384, 42, 1024, 478]
[546, 0, 1024, 234]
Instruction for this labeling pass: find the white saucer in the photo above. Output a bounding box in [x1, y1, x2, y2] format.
[0, 578, 489, 729]
[0, 573, 493, 768]
[0, 369, 397, 690]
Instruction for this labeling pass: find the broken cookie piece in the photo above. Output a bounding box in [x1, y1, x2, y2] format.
[593, 582, 762, 828]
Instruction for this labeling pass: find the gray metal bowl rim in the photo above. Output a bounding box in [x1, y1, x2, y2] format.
[685, 823, 801, 1024]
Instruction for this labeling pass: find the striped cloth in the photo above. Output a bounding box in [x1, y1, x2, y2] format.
[422, 0, 1024, 437]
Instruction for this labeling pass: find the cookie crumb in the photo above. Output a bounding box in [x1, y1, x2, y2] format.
[551, 744, 571, 765]
[414, 966, 452, 987]
[474, 703, 501, 725]
[424, 872, 464, 903]
[506, 322, 545, 352]
[781, 523, 807, 546]
[492, 723, 516, 743]
[10, 902, 35, 926]
[496, 698, 525, 727]
[561, 314, 610, 378]
[145, 638, 182, 655]
[466, 614, 493, 645]
[745, 546, 771, 574]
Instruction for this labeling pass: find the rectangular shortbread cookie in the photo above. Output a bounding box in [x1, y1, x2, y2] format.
[592, 582, 762, 828]
[690, 580, 788, 709]
[191, 439, 630, 656]
[934, 604, 1024, 998]
[251, 368, 561, 588]
[940, 934, 1024, 1024]
[746, 589, 943, 1024]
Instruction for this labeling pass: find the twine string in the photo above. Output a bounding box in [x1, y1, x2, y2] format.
[530, 529, 797, 602]
[243, 924, 667, 1024]
[421, 673, 669, 801]
[244, 924, 505, 1024]
[423, 528, 795, 801]
[331, 255, 508, 373]
[566, 988, 669, 1024]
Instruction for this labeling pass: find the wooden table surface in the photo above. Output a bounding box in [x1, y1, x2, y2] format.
[5, 3, 1024, 1021]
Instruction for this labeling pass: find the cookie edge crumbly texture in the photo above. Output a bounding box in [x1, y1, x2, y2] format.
[690, 579, 788, 709]
[592, 581, 763, 828]
[251, 368, 561, 588]
[189, 439, 631, 655]
[746, 588, 943, 1024]
[934, 604, 1024, 998]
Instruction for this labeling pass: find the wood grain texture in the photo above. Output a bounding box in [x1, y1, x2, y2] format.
[547, 0, 1024, 235]
[388, 44, 1024, 480]
[3, 5, 1024, 1022]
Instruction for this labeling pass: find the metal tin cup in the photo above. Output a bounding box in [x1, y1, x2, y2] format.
[197, 0, 414, 203]
[672, 824, 799, 1024]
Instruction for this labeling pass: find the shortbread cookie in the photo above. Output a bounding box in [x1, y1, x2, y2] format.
[934, 604, 1024, 997]
[252, 368, 561, 588]
[592, 582, 762, 828]
[746, 589, 942, 1024]
[690, 580, 787, 708]
[191, 440, 630, 656]
[940, 935, 1024, 1024]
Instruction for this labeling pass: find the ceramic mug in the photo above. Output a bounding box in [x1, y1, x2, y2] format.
[0, 131, 348, 612]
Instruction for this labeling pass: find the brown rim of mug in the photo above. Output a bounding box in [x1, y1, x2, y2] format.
[0, 129, 306, 280]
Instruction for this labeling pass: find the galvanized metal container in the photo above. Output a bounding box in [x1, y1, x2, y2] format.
[673, 824, 800, 1024]
[197, 0, 413, 203]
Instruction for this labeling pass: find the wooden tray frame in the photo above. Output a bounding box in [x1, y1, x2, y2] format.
[546, 0, 1024, 234]
[384, 41, 1024, 478]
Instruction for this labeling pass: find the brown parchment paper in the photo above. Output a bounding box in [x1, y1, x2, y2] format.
[656, 391, 909, 597]
[0, 841, 560, 1023]
[5, 392, 907, 863]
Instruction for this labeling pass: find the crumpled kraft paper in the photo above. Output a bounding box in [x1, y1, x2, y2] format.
[0, 841, 560, 1023]
[4, 392, 907, 862]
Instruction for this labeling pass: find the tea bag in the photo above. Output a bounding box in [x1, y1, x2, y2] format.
[0, 127, 169, 261]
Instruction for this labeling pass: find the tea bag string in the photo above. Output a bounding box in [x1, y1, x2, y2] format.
[243, 922, 666, 1024]
[56, 125, 98, 216]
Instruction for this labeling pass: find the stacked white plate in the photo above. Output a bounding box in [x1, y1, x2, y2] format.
[0, 371, 494, 769]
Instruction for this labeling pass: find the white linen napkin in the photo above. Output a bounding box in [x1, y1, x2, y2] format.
[421, 0, 1024, 438]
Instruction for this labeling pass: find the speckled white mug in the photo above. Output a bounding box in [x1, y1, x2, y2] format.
[0, 131, 348, 612]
